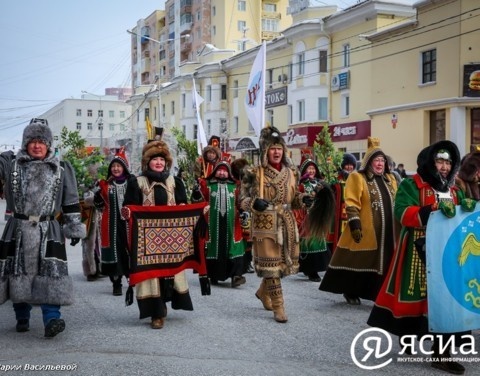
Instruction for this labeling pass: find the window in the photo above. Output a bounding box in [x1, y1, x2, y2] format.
[233, 116, 239, 133]
[182, 125, 186, 135]
[237, 41, 246, 52]
[206, 85, 212, 101]
[182, 93, 186, 108]
[318, 98, 328, 120]
[343, 44, 350, 68]
[87, 123, 93, 130]
[161, 104, 165, 118]
[429, 109, 445, 143]
[212, 6, 216, 16]
[264, 3, 277, 11]
[87, 110, 93, 117]
[76, 123, 82, 130]
[120, 124, 125, 132]
[221, 84, 227, 100]
[120, 111, 125, 118]
[212, 25, 216, 35]
[342, 94, 350, 117]
[98, 110, 103, 118]
[298, 100, 305, 122]
[207, 119, 211, 135]
[76, 109, 82, 116]
[289, 63, 293, 81]
[288, 105, 292, 125]
[238, 20, 246, 32]
[109, 124, 115, 131]
[422, 49, 436, 84]
[267, 69, 273, 88]
[267, 109, 274, 128]
[109, 110, 114, 118]
[297, 52, 305, 75]
[193, 124, 198, 140]
[145, 108, 150, 120]
[238, 0, 246, 11]
[171, 101, 175, 115]
[262, 18, 278, 32]
[196, 11, 201, 21]
[233, 80, 239, 98]
[221, 119, 227, 134]
[319, 50, 327, 73]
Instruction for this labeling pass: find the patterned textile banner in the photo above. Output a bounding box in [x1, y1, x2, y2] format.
[426, 203, 480, 333]
[126, 203, 207, 285]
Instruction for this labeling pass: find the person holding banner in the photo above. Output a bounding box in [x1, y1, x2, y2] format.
[240, 126, 318, 323]
[367, 140, 471, 375]
[123, 140, 193, 330]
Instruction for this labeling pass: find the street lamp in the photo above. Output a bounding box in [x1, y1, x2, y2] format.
[81, 91, 104, 148]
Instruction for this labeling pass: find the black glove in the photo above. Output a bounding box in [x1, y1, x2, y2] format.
[418, 204, 435, 225]
[302, 195, 314, 207]
[253, 198, 269, 212]
[191, 184, 203, 201]
[348, 219, 362, 243]
[70, 238, 80, 246]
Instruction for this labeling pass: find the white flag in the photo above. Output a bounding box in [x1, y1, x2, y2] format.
[192, 79, 208, 155]
[244, 41, 266, 137]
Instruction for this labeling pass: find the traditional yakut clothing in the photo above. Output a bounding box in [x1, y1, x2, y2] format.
[367, 140, 467, 375]
[94, 148, 132, 296]
[319, 137, 398, 305]
[0, 118, 85, 337]
[193, 135, 222, 180]
[240, 126, 311, 323]
[193, 160, 246, 287]
[295, 150, 331, 282]
[123, 140, 193, 329]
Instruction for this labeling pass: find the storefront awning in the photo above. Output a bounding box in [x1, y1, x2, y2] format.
[235, 137, 259, 151]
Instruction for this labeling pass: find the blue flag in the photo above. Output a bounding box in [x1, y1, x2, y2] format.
[426, 203, 480, 333]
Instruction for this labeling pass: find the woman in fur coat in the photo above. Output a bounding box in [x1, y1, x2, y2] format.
[0, 118, 86, 338]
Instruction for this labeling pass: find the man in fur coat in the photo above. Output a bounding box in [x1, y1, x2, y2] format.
[0, 118, 86, 338]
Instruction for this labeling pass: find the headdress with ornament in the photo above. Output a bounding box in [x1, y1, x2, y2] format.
[258, 126, 292, 168]
[358, 137, 389, 173]
[299, 148, 321, 179]
[107, 146, 131, 178]
[141, 140, 173, 172]
[416, 140, 460, 192]
[22, 118, 53, 152]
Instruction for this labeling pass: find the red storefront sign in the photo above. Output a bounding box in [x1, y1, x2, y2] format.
[282, 120, 371, 147]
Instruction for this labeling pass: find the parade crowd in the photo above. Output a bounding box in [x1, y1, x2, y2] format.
[0, 118, 479, 375]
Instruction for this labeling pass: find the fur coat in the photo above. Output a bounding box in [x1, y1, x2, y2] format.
[0, 150, 85, 305]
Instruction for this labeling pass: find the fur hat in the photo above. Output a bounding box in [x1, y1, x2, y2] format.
[22, 118, 53, 151]
[208, 135, 221, 148]
[108, 147, 130, 178]
[457, 151, 480, 183]
[231, 158, 249, 181]
[358, 137, 389, 173]
[341, 153, 357, 169]
[417, 140, 460, 192]
[141, 140, 173, 172]
[207, 160, 235, 181]
[259, 126, 291, 168]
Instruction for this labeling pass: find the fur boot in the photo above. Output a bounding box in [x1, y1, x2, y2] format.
[255, 278, 272, 311]
[265, 278, 287, 323]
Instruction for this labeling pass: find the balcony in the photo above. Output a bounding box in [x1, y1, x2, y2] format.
[262, 11, 281, 19]
[262, 31, 281, 40]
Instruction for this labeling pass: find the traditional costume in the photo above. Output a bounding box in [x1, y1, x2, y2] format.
[123, 140, 194, 329]
[94, 148, 133, 295]
[0, 118, 85, 337]
[455, 147, 480, 200]
[367, 140, 467, 375]
[240, 126, 309, 323]
[295, 149, 331, 282]
[319, 137, 398, 305]
[194, 161, 246, 287]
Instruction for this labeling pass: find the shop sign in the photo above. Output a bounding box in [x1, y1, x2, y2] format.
[265, 87, 287, 108]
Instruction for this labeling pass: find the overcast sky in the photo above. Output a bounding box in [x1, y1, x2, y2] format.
[0, 0, 362, 149]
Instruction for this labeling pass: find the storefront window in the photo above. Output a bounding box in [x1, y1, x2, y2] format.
[429, 109, 445, 143]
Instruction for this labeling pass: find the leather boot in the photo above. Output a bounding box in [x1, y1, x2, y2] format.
[255, 278, 272, 311]
[266, 278, 288, 323]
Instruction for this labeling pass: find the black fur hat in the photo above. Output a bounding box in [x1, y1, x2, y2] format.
[22, 118, 53, 151]
[341, 153, 357, 169]
[259, 126, 292, 168]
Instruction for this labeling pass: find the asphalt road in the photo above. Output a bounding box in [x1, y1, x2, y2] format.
[0, 199, 478, 376]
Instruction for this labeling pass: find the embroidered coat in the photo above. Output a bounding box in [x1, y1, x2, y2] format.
[241, 164, 305, 278]
[0, 150, 85, 305]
